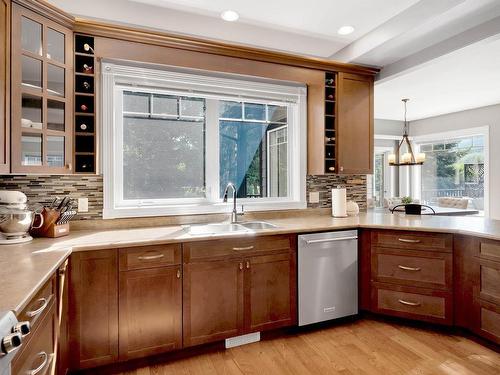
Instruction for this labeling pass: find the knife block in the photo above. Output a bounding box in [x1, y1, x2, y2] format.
[30, 207, 70, 238]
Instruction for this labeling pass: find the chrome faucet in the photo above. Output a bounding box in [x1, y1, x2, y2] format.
[223, 182, 243, 223]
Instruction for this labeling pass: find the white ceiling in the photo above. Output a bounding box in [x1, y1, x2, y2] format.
[48, 0, 500, 120]
[47, 0, 419, 58]
[375, 35, 500, 121]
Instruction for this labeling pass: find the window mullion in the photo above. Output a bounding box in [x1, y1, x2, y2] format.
[205, 99, 220, 202]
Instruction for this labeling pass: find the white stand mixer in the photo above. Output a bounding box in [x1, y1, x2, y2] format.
[0, 191, 43, 245]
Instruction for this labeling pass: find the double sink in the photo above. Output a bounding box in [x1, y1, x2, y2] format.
[185, 221, 277, 236]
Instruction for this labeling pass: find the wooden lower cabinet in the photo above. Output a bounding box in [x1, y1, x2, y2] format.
[68, 250, 119, 370]
[119, 266, 182, 360]
[12, 300, 57, 375]
[245, 253, 297, 332]
[183, 259, 244, 347]
[183, 235, 297, 347]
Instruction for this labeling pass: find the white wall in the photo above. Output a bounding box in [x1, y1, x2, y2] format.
[411, 103, 500, 219]
[375, 119, 404, 136]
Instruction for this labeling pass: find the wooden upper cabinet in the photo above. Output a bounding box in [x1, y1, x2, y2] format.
[337, 72, 374, 174]
[10, 4, 73, 173]
[0, 0, 9, 173]
[68, 250, 119, 370]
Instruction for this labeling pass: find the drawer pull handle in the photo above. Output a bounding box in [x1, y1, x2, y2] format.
[398, 238, 421, 244]
[137, 253, 165, 261]
[398, 299, 421, 307]
[28, 351, 50, 375]
[398, 265, 421, 271]
[26, 297, 49, 318]
[233, 246, 254, 251]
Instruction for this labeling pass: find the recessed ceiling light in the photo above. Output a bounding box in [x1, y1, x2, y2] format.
[221, 10, 239, 22]
[337, 25, 355, 35]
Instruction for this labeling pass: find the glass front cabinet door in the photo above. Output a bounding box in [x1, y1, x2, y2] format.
[11, 4, 73, 173]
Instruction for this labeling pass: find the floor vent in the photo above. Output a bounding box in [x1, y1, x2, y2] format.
[225, 332, 261, 348]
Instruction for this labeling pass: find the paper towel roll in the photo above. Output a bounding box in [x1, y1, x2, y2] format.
[332, 187, 347, 217]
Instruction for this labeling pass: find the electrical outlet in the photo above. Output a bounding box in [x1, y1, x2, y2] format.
[77, 197, 89, 212]
[309, 191, 320, 203]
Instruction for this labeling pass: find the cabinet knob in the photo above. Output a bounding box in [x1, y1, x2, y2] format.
[340, 166, 344, 172]
[246, 261, 250, 269]
[239, 262, 243, 271]
[176, 269, 181, 279]
[65, 163, 72, 170]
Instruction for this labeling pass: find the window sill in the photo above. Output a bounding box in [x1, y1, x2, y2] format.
[103, 200, 307, 219]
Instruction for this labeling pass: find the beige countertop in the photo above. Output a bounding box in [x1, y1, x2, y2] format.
[2, 211, 500, 314]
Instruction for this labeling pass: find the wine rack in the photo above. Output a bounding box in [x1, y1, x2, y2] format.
[74, 34, 96, 173]
[324, 72, 337, 173]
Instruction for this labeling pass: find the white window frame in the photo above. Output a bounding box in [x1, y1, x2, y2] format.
[101, 62, 307, 219]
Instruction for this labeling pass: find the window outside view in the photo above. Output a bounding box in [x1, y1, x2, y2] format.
[418, 135, 485, 213]
[121, 91, 289, 203]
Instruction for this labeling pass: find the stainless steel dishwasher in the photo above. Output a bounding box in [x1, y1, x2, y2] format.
[298, 230, 358, 326]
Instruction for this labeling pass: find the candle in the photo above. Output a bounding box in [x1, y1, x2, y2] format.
[388, 154, 396, 164]
[416, 153, 426, 163]
[402, 153, 411, 164]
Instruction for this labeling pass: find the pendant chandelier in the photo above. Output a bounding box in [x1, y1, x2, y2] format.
[388, 98, 425, 166]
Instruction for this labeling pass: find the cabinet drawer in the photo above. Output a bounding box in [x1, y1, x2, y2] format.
[479, 240, 500, 262]
[184, 234, 294, 262]
[371, 283, 452, 325]
[372, 248, 452, 290]
[12, 300, 56, 375]
[478, 258, 500, 305]
[17, 276, 55, 334]
[478, 300, 500, 345]
[119, 244, 181, 271]
[372, 230, 452, 252]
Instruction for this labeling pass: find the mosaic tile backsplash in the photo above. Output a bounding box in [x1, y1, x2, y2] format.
[0, 174, 366, 220]
[0, 175, 103, 220]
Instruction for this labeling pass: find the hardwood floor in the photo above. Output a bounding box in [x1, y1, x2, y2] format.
[106, 319, 500, 375]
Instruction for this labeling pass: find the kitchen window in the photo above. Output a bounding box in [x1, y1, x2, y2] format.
[102, 62, 307, 218]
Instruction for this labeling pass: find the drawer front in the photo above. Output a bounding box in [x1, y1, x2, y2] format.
[372, 230, 452, 252]
[479, 240, 500, 262]
[479, 259, 500, 305]
[18, 276, 55, 333]
[478, 300, 500, 345]
[372, 248, 452, 290]
[12, 301, 56, 375]
[119, 244, 181, 271]
[184, 234, 294, 262]
[371, 283, 452, 324]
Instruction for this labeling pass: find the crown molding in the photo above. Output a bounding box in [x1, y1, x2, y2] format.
[12, 0, 74, 28]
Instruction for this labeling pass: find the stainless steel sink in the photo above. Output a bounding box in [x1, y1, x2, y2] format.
[185, 223, 249, 235]
[240, 221, 277, 230]
[185, 221, 278, 235]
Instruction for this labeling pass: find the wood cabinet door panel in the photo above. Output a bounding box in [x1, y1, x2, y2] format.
[372, 247, 452, 290]
[68, 250, 118, 369]
[337, 72, 373, 174]
[478, 300, 500, 345]
[183, 260, 244, 347]
[479, 240, 500, 262]
[119, 266, 182, 360]
[245, 252, 297, 332]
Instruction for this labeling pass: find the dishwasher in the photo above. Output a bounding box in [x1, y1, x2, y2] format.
[298, 230, 358, 326]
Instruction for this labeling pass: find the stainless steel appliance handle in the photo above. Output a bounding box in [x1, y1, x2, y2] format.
[26, 297, 49, 318]
[398, 238, 421, 243]
[233, 246, 254, 251]
[137, 254, 164, 261]
[305, 236, 358, 245]
[398, 265, 421, 271]
[398, 299, 421, 307]
[27, 352, 50, 375]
